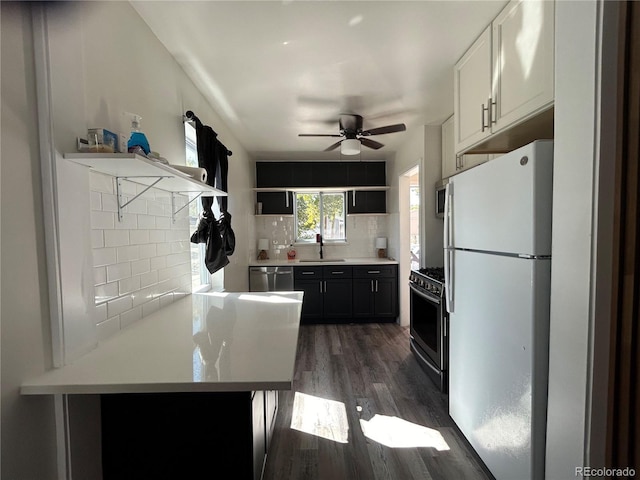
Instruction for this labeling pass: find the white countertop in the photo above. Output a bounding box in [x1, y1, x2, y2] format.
[21, 291, 303, 395]
[248, 257, 398, 267]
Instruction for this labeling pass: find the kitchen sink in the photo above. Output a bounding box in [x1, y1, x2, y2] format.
[298, 258, 345, 262]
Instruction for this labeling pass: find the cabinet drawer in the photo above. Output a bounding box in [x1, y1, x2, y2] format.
[353, 265, 397, 278]
[294, 266, 323, 280]
[322, 266, 352, 278]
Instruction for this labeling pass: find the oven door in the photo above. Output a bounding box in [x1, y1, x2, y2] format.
[409, 282, 444, 371]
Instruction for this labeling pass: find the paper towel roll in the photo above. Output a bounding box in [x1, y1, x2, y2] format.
[169, 165, 207, 183]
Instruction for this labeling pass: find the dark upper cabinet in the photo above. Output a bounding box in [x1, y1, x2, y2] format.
[347, 162, 386, 186]
[292, 163, 313, 187]
[256, 161, 387, 214]
[256, 162, 292, 187]
[347, 191, 386, 214]
[256, 191, 293, 215]
[312, 162, 348, 187]
[256, 161, 385, 188]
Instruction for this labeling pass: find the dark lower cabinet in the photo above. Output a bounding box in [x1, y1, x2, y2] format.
[295, 278, 324, 322]
[294, 266, 352, 324]
[294, 264, 397, 324]
[102, 390, 277, 480]
[352, 265, 398, 322]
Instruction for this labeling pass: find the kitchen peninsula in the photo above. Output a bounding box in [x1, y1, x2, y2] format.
[21, 291, 304, 480]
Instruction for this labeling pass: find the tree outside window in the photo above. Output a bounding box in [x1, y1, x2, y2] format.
[295, 192, 345, 242]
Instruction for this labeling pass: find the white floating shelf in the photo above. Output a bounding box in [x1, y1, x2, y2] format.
[64, 153, 227, 197]
[64, 153, 227, 222]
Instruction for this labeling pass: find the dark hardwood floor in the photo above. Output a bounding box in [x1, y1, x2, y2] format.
[263, 323, 492, 480]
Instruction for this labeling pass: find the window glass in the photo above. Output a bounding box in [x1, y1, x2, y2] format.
[295, 192, 346, 242]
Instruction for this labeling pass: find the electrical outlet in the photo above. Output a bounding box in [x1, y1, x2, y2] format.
[119, 133, 128, 153]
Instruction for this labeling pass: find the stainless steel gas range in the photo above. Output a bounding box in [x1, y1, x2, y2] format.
[409, 267, 448, 392]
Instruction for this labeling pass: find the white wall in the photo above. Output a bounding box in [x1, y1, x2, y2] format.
[45, 1, 253, 293]
[1, 2, 255, 476]
[1, 3, 58, 478]
[90, 176, 191, 342]
[546, 1, 602, 477]
[388, 124, 443, 326]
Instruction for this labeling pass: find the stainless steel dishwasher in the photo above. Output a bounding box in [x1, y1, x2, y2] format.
[249, 266, 294, 292]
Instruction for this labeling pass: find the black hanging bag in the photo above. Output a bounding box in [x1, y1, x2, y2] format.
[217, 211, 236, 256]
[188, 112, 234, 274]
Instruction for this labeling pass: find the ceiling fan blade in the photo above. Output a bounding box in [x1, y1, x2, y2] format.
[360, 123, 407, 136]
[298, 133, 343, 137]
[359, 137, 384, 150]
[324, 140, 343, 152]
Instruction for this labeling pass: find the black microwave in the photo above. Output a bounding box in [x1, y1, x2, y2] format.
[435, 180, 448, 219]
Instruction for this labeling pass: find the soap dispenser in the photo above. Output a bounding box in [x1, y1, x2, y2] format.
[124, 112, 150, 155]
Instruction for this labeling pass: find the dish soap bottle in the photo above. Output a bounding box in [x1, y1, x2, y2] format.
[125, 112, 150, 155]
[287, 244, 296, 260]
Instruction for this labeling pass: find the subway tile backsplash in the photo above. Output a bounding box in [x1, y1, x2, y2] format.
[253, 214, 389, 260]
[90, 172, 191, 342]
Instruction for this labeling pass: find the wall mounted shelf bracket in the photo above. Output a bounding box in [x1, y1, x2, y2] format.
[116, 176, 165, 222]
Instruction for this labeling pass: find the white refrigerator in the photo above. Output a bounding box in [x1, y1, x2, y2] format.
[443, 140, 553, 480]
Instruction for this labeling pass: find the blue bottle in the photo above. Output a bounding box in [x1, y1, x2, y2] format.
[125, 113, 150, 155]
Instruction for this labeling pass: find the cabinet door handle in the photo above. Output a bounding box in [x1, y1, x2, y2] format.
[368, 270, 381, 274]
[490, 97, 497, 125]
[319, 281, 323, 293]
[324, 281, 327, 293]
[481, 102, 489, 132]
[301, 271, 314, 275]
[376, 280, 379, 292]
[331, 271, 344, 275]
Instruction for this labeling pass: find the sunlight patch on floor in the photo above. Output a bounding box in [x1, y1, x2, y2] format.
[359, 414, 450, 450]
[290, 392, 349, 443]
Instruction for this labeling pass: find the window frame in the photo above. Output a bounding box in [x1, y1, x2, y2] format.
[294, 191, 347, 243]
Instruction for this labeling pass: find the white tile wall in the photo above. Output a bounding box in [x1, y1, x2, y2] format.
[253, 214, 389, 261]
[90, 172, 191, 342]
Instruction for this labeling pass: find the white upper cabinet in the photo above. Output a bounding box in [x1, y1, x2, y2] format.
[442, 114, 490, 179]
[442, 115, 457, 179]
[454, 26, 493, 153]
[491, 0, 554, 133]
[454, 0, 554, 154]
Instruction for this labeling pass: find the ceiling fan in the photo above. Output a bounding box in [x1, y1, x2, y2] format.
[298, 114, 406, 155]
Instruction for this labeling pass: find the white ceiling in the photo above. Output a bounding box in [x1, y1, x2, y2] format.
[132, 1, 507, 160]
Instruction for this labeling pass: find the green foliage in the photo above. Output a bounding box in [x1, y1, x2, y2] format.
[296, 192, 345, 241]
[296, 193, 320, 240]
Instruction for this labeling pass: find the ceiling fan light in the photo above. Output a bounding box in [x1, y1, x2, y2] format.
[341, 139, 360, 155]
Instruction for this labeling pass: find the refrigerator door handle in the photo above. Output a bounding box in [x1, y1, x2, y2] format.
[443, 182, 454, 313]
[444, 182, 453, 249]
[447, 249, 454, 313]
